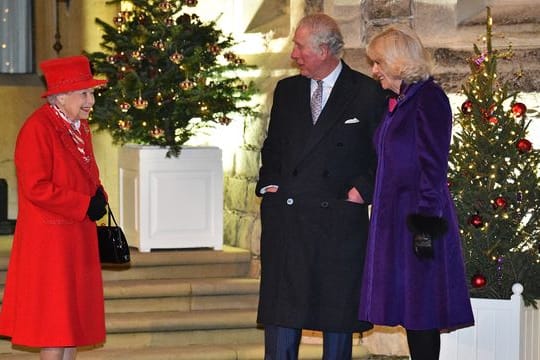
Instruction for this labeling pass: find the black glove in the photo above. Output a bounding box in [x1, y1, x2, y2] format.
[87, 188, 107, 221]
[407, 214, 448, 259]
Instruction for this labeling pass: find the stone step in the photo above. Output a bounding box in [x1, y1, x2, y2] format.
[105, 291, 259, 313]
[0, 246, 253, 286]
[0, 246, 372, 359]
[0, 342, 371, 359]
[103, 327, 263, 350]
[105, 277, 259, 300]
[106, 309, 256, 334]
[105, 275, 259, 313]
[100, 247, 252, 282]
[0, 310, 262, 355]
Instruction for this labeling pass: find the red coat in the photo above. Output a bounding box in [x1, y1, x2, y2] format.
[0, 104, 106, 347]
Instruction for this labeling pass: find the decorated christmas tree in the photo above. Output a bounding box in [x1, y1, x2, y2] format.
[86, 0, 257, 157]
[449, 7, 540, 306]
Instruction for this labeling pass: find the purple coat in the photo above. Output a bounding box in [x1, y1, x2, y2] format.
[359, 79, 474, 331]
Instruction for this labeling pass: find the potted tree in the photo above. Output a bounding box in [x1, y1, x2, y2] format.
[86, 0, 257, 251]
[444, 7, 540, 360]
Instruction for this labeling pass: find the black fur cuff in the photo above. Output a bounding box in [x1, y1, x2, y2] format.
[407, 214, 448, 238]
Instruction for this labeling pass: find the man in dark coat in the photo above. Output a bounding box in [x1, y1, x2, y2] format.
[255, 13, 387, 359]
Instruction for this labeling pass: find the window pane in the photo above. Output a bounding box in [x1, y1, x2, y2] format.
[0, 0, 33, 74]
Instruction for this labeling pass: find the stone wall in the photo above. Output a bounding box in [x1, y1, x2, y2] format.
[222, 0, 540, 270]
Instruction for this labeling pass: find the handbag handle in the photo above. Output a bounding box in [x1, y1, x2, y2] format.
[106, 203, 120, 227]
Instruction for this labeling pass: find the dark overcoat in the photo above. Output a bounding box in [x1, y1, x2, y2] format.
[256, 62, 386, 332]
[359, 79, 475, 331]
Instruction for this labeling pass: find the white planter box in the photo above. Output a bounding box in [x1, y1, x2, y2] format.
[118, 145, 223, 252]
[441, 284, 540, 360]
[361, 284, 540, 360]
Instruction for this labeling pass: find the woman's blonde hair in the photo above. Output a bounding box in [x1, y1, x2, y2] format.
[366, 26, 433, 83]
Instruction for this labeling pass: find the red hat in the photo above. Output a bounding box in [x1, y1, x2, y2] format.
[40, 55, 107, 97]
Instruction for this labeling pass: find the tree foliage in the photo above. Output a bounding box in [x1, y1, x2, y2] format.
[449, 8, 540, 306]
[86, 0, 257, 157]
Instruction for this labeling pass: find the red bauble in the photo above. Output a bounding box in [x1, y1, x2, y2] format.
[493, 196, 507, 209]
[471, 273, 487, 288]
[487, 115, 498, 125]
[511, 102, 527, 118]
[469, 214, 483, 228]
[516, 139, 532, 153]
[461, 100, 473, 115]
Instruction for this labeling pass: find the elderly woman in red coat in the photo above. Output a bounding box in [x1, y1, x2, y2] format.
[358, 27, 474, 360]
[0, 55, 108, 360]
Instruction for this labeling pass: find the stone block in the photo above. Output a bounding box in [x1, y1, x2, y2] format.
[364, 0, 412, 20]
[224, 176, 248, 211]
[223, 209, 239, 247]
[235, 148, 261, 178]
[250, 215, 261, 257]
[246, 181, 262, 214]
[237, 214, 259, 250]
[333, 7, 363, 48]
[244, 115, 269, 150]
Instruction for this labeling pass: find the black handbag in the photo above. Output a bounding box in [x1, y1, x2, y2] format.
[97, 204, 130, 264]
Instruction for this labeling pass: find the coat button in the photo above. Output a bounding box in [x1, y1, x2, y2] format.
[286, 198, 294, 205]
[321, 201, 329, 208]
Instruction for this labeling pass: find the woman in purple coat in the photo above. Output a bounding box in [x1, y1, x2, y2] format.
[358, 27, 474, 359]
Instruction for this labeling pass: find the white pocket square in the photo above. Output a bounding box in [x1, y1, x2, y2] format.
[344, 118, 360, 124]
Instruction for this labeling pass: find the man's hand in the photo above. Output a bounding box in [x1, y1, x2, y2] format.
[347, 187, 365, 204]
[262, 185, 279, 194]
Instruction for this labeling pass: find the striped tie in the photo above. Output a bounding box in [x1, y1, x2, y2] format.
[311, 80, 323, 124]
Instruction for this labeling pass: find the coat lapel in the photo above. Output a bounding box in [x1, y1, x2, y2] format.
[298, 62, 356, 162]
[285, 78, 316, 167]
